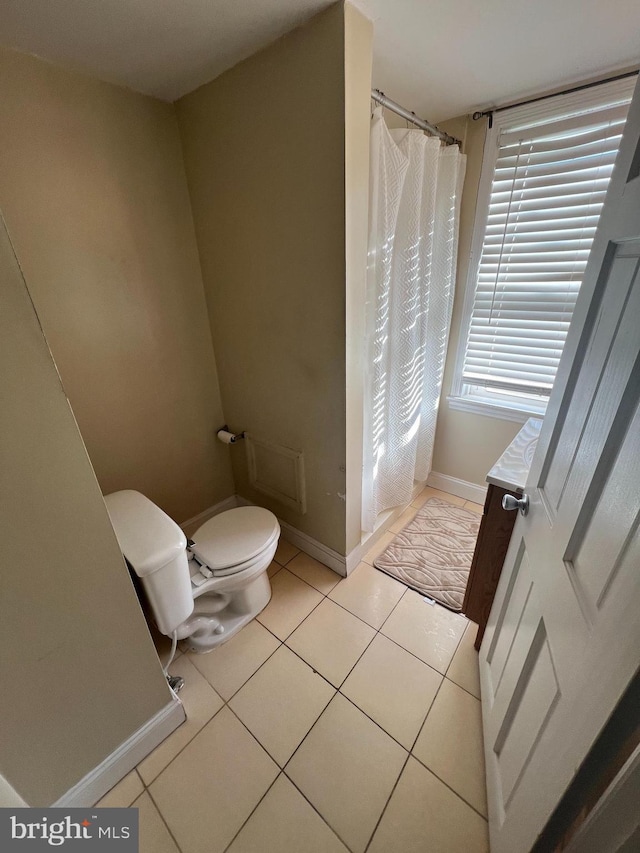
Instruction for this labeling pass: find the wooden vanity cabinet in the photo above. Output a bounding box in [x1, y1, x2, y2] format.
[462, 483, 518, 650]
[462, 417, 542, 650]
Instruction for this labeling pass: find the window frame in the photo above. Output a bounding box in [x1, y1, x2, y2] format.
[449, 76, 636, 422]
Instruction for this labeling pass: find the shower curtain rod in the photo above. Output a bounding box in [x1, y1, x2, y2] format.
[371, 89, 461, 146]
[471, 69, 639, 127]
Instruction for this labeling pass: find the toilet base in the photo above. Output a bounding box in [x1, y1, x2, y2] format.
[182, 571, 272, 653]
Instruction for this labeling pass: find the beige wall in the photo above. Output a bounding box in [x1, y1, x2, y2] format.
[344, 3, 374, 553]
[0, 47, 234, 524]
[0, 215, 171, 805]
[177, 4, 356, 554]
[432, 114, 521, 487]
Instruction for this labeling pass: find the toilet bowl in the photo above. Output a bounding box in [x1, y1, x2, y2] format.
[104, 490, 280, 652]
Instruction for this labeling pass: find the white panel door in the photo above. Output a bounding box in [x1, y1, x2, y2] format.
[480, 78, 640, 853]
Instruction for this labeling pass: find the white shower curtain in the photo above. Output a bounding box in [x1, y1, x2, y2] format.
[362, 107, 466, 532]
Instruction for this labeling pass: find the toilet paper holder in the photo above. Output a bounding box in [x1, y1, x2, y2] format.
[217, 424, 245, 444]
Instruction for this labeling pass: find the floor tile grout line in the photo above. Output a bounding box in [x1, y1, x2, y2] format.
[282, 624, 373, 693]
[279, 767, 357, 853]
[278, 551, 345, 594]
[273, 546, 301, 567]
[444, 619, 473, 679]
[376, 605, 468, 678]
[279, 641, 344, 694]
[271, 559, 342, 598]
[335, 628, 451, 752]
[216, 579, 355, 702]
[345, 664, 484, 824]
[138, 699, 227, 789]
[404, 674, 487, 821]
[326, 615, 379, 691]
[284, 558, 342, 596]
[216, 692, 362, 851]
[444, 672, 481, 702]
[144, 780, 187, 853]
[363, 749, 413, 853]
[222, 552, 402, 702]
[262, 561, 412, 649]
[257, 583, 328, 644]
[267, 573, 470, 752]
[145, 511, 482, 844]
[141, 663, 288, 799]
[290, 591, 384, 634]
[406, 677, 444, 754]
[290, 577, 342, 597]
[363, 744, 490, 853]
[376, 628, 452, 678]
[375, 585, 409, 633]
[225, 635, 426, 783]
[278, 685, 355, 774]
[364, 673, 488, 853]
[142, 708, 323, 844]
[263, 564, 322, 596]
[215, 636, 284, 704]
[139, 676, 484, 853]
[255, 619, 290, 645]
[158, 590, 472, 782]
[145, 633, 457, 811]
[257, 621, 419, 826]
[227, 678, 337, 771]
[220, 772, 281, 853]
[335, 690, 414, 755]
[327, 586, 407, 631]
[409, 752, 489, 822]
[224, 691, 357, 849]
[183, 565, 332, 704]
[265, 561, 407, 656]
[408, 676, 446, 754]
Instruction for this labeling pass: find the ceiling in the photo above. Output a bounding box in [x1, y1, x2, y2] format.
[0, 0, 638, 121]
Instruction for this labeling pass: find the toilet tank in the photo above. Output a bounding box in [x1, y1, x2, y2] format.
[104, 490, 194, 636]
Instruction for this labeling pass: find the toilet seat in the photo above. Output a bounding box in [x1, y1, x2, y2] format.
[105, 489, 280, 653]
[191, 506, 279, 576]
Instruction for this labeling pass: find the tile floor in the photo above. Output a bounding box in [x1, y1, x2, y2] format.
[97, 487, 489, 853]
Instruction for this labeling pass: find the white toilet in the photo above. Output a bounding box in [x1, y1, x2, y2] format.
[104, 490, 280, 652]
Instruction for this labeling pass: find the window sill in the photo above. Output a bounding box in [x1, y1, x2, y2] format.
[447, 394, 546, 424]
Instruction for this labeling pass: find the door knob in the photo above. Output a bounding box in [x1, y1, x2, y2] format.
[502, 493, 529, 516]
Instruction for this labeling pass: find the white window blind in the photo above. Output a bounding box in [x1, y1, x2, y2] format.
[462, 95, 632, 400]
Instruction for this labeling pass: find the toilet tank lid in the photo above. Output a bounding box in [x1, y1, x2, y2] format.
[191, 506, 280, 570]
[104, 490, 186, 577]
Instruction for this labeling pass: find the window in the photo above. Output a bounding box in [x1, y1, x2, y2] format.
[450, 77, 635, 421]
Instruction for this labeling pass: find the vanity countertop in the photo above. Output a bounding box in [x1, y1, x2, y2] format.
[486, 417, 543, 493]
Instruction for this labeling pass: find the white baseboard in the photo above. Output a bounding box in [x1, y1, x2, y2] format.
[427, 471, 487, 504]
[53, 699, 185, 807]
[278, 519, 347, 577]
[345, 481, 425, 575]
[345, 537, 368, 575]
[346, 511, 395, 575]
[180, 494, 347, 576]
[180, 495, 239, 537]
[345, 475, 486, 574]
[236, 495, 347, 577]
[178, 477, 483, 582]
[0, 773, 29, 807]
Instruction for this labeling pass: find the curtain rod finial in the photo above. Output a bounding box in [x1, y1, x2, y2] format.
[472, 110, 494, 129]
